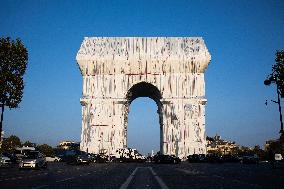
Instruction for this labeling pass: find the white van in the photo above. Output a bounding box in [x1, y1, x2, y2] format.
[15, 146, 36, 161]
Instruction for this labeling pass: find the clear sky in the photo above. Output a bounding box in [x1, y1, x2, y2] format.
[1, 0, 284, 155]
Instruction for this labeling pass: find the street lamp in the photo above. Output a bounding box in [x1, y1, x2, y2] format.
[264, 76, 284, 134]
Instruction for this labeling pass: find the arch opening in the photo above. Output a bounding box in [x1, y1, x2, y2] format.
[126, 82, 162, 105]
[125, 82, 163, 155]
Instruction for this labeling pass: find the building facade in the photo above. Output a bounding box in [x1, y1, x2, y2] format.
[207, 135, 239, 155]
[58, 141, 80, 150]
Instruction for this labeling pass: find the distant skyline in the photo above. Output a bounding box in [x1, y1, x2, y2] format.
[1, 0, 284, 155]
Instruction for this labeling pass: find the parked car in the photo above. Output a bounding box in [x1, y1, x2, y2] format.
[241, 154, 259, 164]
[153, 154, 181, 164]
[46, 156, 62, 162]
[64, 150, 92, 165]
[0, 153, 12, 167]
[19, 151, 47, 169]
[1, 152, 18, 164]
[94, 153, 109, 163]
[206, 154, 223, 163]
[87, 153, 96, 162]
[187, 154, 206, 163]
[222, 154, 240, 163]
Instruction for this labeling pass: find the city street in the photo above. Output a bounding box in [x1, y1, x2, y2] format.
[1, 162, 284, 189]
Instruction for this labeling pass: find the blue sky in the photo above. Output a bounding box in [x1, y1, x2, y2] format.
[1, 0, 284, 154]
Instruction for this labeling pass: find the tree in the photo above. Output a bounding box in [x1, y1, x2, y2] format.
[0, 135, 21, 153]
[22, 140, 36, 147]
[252, 145, 265, 160]
[265, 50, 284, 97]
[266, 135, 284, 155]
[239, 146, 251, 155]
[37, 144, 54, 157]
[0, 37, 28, 140]
[230, 146, 240, 155]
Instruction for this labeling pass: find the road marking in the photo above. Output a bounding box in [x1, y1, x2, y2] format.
[213, 175, 225, 179]
[80, 173, 91, 177]
[149, 167, 170, 189]
[119, 167, 139, 189]
[176, 168, 203, 175]
[232, 179, 260, 187]
[56, 177, 74, 183]
[232, 179, 245, 184]
[32, 185, 48, 189]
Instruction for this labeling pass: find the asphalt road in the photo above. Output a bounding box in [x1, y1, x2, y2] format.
[1, 162, 284, 189]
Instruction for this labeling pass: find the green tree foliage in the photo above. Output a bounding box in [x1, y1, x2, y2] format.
[37, 144, 54, 157]
[230, 146, 240, 155]
[252, 145, 265, 160]
[265, 50, 284, 97]
[0, 135, 21, 153]
[267, 137, 284, 155]
[280, 132, 284, 143]
[22, 140, 35, 147]
[0, 37, 28, 137]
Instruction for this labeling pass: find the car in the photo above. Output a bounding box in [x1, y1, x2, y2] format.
[45, 156, 62, 162]
[1, 152, 18, 164]
[153, 154, 181, 164]
[64, 150, 92, 165]
[94, 153, 109, 163]
[222, 154, 240, 163]
[87, 153, 96, 162]
[187, 154, 206, 163]
[0, 153, 12, 167]
[241, 154, 259, 164]
[15, 146, 36, 163]
[206, 154, 223, 163]
[19, 151, 47, 169]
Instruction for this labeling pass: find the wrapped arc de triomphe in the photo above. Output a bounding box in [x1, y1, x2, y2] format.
[76, 37, 211, 159]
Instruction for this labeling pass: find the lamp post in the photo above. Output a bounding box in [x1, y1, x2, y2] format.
[264, 77, 284, 134]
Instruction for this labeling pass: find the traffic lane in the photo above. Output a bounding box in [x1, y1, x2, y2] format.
[180, 162, 284, 188]
[153, 162, 284, 189]
[152, 163, 258, 189]
[122, 167, 161, 189]
[0, 163, 108, 188]
[0, 162, 66, 180]
[0, 162, 138, 189]
[29, 163, 109, 189]
[0, 164, 48, 183]
[43, 163, 138, 189]
[2, 162, 284, 189]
